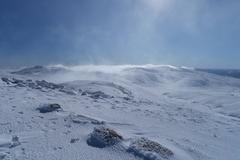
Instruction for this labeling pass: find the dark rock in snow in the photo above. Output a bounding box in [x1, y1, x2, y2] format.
[1, 77, 27, 87]
[27, 82, 39, 89]
[87, 127, 123, 148]
[36, 80, 50, 88]
[228, 113, 240, 119]
[90, 91, 113, 99]
[123, 97, 131, 101]
[15, 83, 25, 87]
[82, 91, 113, 99]
[59, 89, 76, 95]
[12, 78, 24, 84]
[10, 136, 21, 148]
[70, 138, 80, 144]
[37, 103, 62, 113]
[36, 80, 64, 90]
[1, 77, 11, 84]
[81, 92, 87, 96]
[127, 137, 173, 160]
[0, 152, 7, 159]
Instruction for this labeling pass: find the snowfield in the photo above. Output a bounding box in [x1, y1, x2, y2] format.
[0, 65, 240, 160]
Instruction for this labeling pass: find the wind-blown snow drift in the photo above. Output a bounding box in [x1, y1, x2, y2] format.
[0, 64, 240, 160]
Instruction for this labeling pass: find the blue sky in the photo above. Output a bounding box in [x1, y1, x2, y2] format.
[0, 0, 240, 68]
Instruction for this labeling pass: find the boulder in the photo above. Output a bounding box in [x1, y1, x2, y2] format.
[87, 127, 123, 148]
[1, 77, 11, 84]
[37, 103, 62, 113]
[127, 137, 173, 160]
[10, 136, 20, 148]
[12, 78, 24, 84]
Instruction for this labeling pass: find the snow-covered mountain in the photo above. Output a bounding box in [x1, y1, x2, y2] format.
[0, 65, 240, 160]
[11, 65, 69, 76]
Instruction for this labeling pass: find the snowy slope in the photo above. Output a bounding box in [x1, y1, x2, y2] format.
[0, 65, 240, 160]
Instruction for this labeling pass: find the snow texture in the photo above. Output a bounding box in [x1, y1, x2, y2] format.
[0, 65, 240, 160]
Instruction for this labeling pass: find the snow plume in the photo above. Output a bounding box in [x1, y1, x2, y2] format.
[34, 64, 181, 83]
[50, 64, 179, 73]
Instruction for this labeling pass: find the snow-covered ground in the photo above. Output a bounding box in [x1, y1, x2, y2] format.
[0, 65, 240, 160]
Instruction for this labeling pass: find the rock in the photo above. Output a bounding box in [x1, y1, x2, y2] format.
[82, 91, 113, 99]
[37, 103, 62, 113]
[35, 80, 62, 90]
[87, 127, 123, 148]
[1, 77, 10, 84]
[10, 136, 21, 148]
[52, 84, 64, 90]
[70, 138, 79, 144]
[36, 80, 50, 88]
[90, 91, 113, 99]
[127, 137, 173, 160]
[59, 89, 76, 95]
[27, 82, 39, 89]
[1, 77, 65, 91]
[12, 78, 24, 84]
[81, 92, 87, 96]
[1, 78, 26, 87]
[128, 138, 173, 159]
[15, 83, 25, 87]
[123, 97, 131, 101]
[0, 152, 7, 160]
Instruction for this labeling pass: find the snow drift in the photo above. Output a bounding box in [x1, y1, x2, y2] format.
[0, 64, 240, 160]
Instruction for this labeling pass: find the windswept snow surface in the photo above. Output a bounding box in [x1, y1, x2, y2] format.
[0, 65, 240, 160]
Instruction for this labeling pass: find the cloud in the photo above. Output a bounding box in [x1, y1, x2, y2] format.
[141, 0, 173, 13]
[1, 0, 240, 68]
[137, 0, 209, 33]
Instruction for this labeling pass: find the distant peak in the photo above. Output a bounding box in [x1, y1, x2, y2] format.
[11, 65, 67, 75]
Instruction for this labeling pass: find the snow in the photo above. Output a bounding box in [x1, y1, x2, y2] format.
[0, 65, 240, 160]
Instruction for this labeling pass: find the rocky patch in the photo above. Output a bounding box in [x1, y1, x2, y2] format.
[1, 77, 62, 89]
[1, 77, 10, 84]
[81, 91, 113, 99]
[127, 137, 173, 160]
[0, 135, 20, 149]
[35, 80, 64, 90]
[9, 136, 21, 148]
[87, 127, 123, 148]
[70, 138, 80, 144]
[36, 103, 62, 113]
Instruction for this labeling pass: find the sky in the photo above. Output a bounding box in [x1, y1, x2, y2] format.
[0, 0, 240, 68]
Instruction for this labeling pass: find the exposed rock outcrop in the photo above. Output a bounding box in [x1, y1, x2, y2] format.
[127, 137, 173, 160]
[36, 103, 62, 113]
[87, 127, 123, 148]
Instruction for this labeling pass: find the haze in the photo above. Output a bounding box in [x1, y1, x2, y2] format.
[0, 0, 240, 68]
